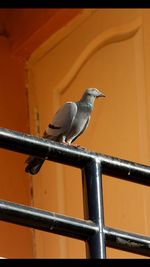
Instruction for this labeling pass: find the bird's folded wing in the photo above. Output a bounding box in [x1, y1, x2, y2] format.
[45, 102, 77, 137]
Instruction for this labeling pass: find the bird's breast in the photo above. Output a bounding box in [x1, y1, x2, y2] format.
[70, 109, 90, 133]
[65, 104, 91, 142]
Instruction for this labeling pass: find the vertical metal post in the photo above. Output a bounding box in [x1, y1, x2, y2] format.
[82, 158, 106, 258]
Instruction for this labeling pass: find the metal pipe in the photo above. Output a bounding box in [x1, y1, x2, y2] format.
[104, 226, 150, 257]
[0, 200, 97, 240]
[0, 128, 150, 258]
[82, 159, 106, 258]
[100, 155, 150, 186]
[0, 128, 150, 186]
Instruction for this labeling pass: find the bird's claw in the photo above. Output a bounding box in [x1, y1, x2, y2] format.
[62, 141, 85, 150]
[71, 144, 86, 150]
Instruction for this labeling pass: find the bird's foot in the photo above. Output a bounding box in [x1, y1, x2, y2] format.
[62, 141, 69, 146]
[62, 141, 86, 150]
[71, 144, 86, 150]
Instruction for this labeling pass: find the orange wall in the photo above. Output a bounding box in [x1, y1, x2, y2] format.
[0, 36, 33, 258]
[0, 8, 82, 258]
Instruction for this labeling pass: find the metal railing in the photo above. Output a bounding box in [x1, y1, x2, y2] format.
[0, 127, 150, 258]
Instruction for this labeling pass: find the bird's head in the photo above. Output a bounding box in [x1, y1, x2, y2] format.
[80, 88, 105, 105]
[85, 88, 105, 98]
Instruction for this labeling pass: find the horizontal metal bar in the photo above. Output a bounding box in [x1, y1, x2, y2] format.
[0, 128, 150, 186]
[0, 198, 150, 257]
[101, 155, 150, 186]
[104, 226, 150, 257]
[0, 127, 92, 168]
[0, 200, 97, 240]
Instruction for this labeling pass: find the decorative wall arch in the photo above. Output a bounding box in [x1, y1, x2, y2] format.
[25, 10, 150, 258]
[53, 17, 142, 94]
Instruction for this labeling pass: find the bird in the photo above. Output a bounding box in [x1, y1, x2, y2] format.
[25, 88, 105, 175]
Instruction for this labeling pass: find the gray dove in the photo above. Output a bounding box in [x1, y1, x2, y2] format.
[25, 88, 105, 175]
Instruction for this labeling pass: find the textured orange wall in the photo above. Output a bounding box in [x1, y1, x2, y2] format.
[0, 36, 33, 258]
[0, 8, 82, 258]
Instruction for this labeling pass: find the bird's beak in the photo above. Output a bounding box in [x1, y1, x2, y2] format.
[98, 92, 105, 98]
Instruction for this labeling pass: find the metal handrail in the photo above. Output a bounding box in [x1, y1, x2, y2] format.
[0, 127, 150, 258]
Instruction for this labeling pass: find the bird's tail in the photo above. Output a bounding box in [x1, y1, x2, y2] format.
[25, 156, 45, 175]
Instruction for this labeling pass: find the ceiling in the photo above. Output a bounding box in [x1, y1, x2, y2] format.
[0, 8, 82, 59]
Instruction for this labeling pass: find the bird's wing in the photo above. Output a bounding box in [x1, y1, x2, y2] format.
[71, 115, 91, 143]
[45, 102, 77, 137]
